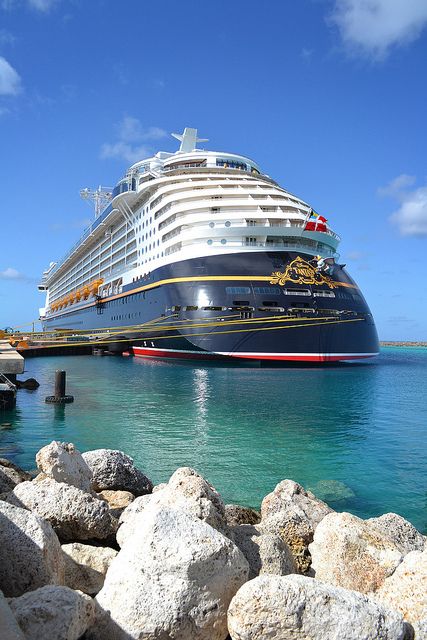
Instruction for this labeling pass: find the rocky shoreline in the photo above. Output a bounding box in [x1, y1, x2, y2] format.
[0, 442, 425, 639]
[380, 342, 427, 347]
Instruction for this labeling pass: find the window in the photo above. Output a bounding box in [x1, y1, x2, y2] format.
[225, 221, 231, 227]
[246, 219, 257, 226]
[207, 239, 213, 245]
[209, 222, 215, 228]
[245, 237, 257, 244]
[202, 306, 226, 311]
[283, 288, 311, 296]
[313, 290, 335, 298]
[221, 239, 227, 245]
[233, 300, 250, 306]
[254, 286, 280, 295]
[185, 305, 198, 311]
[226, 287, 251, 294]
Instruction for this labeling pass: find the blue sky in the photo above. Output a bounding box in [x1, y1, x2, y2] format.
[0, 0, 426, 340]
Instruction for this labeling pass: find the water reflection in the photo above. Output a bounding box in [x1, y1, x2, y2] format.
[1, 350, 426, 533]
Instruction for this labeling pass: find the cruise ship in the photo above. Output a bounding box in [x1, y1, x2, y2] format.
[38, 128, 379, 362]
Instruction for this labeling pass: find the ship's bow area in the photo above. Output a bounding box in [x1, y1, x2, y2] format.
[133, 251, 379, 363]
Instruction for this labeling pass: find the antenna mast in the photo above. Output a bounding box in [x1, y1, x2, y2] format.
[80, 185, 113, 218]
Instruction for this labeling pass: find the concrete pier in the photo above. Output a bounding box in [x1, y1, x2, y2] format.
[0, 340, 25, 380]
[0, 340, 24, 408]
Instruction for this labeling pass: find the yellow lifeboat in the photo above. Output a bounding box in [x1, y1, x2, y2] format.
[91, 278, 104, 297]
[82, 286, 90, 300]
[75, 290, 82, 302]
[69, 292, 75, 304]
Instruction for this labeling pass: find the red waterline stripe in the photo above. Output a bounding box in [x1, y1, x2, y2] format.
[132, 346, 378, 362]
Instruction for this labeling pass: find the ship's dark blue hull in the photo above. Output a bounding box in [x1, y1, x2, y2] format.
[42, 252, 379, 362]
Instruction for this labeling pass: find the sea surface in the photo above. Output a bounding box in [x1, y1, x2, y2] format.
[1, 347, 426, 533]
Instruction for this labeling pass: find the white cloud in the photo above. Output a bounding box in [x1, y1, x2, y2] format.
[0, 267, 23, 279]
[1, 0, 58, 11]
[330, 0, 427, 59]
[0, 29, 16, 46]
[0, 56, 21, 95]
[100, 117, 168, 164]
[28, 0, 58, 10]
[380, 174, 427, 236]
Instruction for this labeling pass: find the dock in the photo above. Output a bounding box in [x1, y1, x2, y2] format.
[0, 340, 25, 409]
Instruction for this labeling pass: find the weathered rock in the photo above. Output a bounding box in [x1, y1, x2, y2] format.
[373, 549, 427, 625]
[412, 617, 427, 639]
[227, 574, 410, 640]
[12, 479, 117, 543]
[117, 467, 228, 546]
[368, 513, 425, 555]
[0, 459, 31, 494]
[230, 524, 296, 580]
[82, 449, 153, 496]
[0, 590, 26, 640]
[167, 466, 227, 530]
[88, 506, 249, 640]
[309, 512, 403, 593]
[9, 585, 95, 640]
[36, 441, 93, 492]
[261, 479, 332, 528]
[62, 542, 118, 596]
[97, 489, 134, 518]
[116, 494, 153, 546]
[225, 504, 261, 527]
[0, 501, 64, 597]
[258, 510, 314, 574]
[307, 479, 356, 503]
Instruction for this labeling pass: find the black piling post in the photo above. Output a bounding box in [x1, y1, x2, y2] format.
[45, 370, 74, 404]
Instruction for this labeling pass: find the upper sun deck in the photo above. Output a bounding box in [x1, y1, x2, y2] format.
[41, 128, 339, 294]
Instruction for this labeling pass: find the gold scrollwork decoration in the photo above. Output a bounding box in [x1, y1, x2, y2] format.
[269, 256, 339, 289]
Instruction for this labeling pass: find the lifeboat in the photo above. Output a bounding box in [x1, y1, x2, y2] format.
[75, 290, 82, 302]
[69, 292, 75, 304]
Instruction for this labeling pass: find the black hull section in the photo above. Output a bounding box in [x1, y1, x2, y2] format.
[42, 251, 379, 363]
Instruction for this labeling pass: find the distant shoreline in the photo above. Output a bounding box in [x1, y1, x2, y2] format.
[380, 342, 427, 347]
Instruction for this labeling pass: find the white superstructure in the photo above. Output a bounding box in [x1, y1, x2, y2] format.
[40, 128, 340, 316]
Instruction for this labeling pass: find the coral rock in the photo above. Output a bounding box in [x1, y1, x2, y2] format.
[9, 585, 95, 640]
[12, 479, 117, 543]
[0, 502, 64, 597]
[227, 574, 409, 640]
[36, 441, 93, 492]
[309, 512, 403, 593]
[62, 542, 118, 596]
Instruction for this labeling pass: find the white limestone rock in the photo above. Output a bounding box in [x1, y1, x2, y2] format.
[82, 449, 153, 496]
[225, 504, 261, 527]
[373, 549, 427, 625]
[0, 590, 25, 640]
[261, 479, 332, 529]
[12, 479, 117, 543]
[62, 542, 118, 596]
[412, 617, 427, 639]
[230, 524, 297, 579]
[227, 574, 410, 640]
[0, 459, 31, 494]
[35, 441, 93, 492]
[309, 512, 403, 593]
[0, 501, 64, 597]
[97, 489, 134, 511]
[368, 513, 425, 555]
[88, 506, 249, 640]
[117, 467, 228, 546]
[9, 585, 95, 640]
[258, 510, 315, 574]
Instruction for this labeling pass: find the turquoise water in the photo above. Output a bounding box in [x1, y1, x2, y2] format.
[1, 347, 426, 533]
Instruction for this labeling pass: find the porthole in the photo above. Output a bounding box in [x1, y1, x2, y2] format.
[209, 222, 215, 228]
[207, 239, 213, 245]
[221, 239, 227, 245]
[225, 221, 231, 227]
